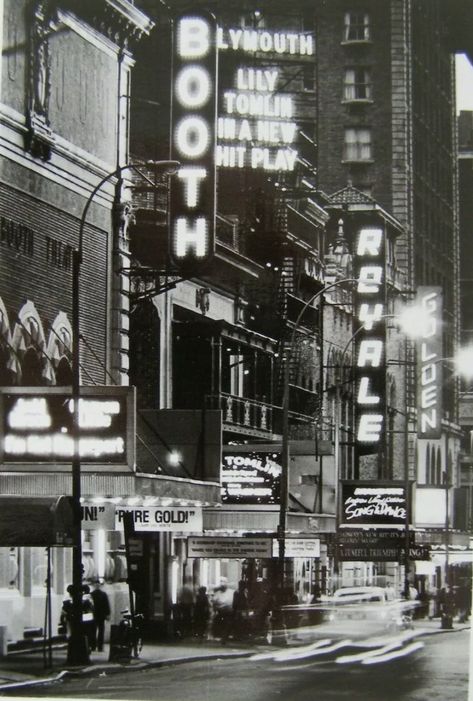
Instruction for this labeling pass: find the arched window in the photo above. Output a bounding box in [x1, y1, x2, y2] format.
[47, 313, 73, 385]
[14, 301, 52, 385]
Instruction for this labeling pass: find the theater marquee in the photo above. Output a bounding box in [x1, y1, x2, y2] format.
[416, 286, 443, 439]
[341, 483, 407, 527]
[0, 386, 135, 467]
[221, 450, 282, 505]
[170, 13, 218, 272]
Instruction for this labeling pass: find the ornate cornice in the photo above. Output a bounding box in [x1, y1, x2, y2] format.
[59, 0, 154, 49]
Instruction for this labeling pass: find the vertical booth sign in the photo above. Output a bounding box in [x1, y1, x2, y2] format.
[353, 226, 387, 455]
[170, 14, 218, 273]
[416, 286, 443, 439]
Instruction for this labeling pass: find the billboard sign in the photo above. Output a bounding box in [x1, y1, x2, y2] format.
[187, 536, 272, 558]
[215, 26, 313, 172]
[0, 386, 135, 466]
[272, 538, 320, 558]
[341, 483, 407, 526]
[170, 13, 218, 272]
[338, 528, 413, 562]
[116, 506, 202, 533]
[221, 450, 281, 504]
[416, 287, 443, 439]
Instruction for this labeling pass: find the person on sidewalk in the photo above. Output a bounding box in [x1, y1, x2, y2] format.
[232, 580, 249, 640]
[212, 578, 235, 642]
[82, 585, 96, 651]
[176, 578, 195, 638]
[91, 580, 111, 652]
[193, 586, 211, 639]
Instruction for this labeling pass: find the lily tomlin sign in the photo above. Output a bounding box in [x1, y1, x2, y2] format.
[170, 13, 218, 273]
[215, 25, 314, 171]
[353, 226, 386, 454]
[0, 386, 135, 467]
[341, 482, 407, 526]
[221, 449, 282, 504]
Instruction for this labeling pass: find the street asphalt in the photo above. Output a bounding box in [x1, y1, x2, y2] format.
[0, 618, 469, 694]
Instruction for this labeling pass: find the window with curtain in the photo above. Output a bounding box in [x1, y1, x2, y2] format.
[343, 12, 371, 41]
[343, 128, 372, 161]
[343, 67, 372, 100]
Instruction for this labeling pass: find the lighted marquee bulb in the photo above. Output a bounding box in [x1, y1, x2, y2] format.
[175, 65, 211, 109]
[8, 397, 52, 429]
[357, 265, 383, 294]
[177, 167, 207, 207]
[357, 414, 383, 442]
[356, 228, 383, 257]
[174, 217, 208, 257]
[175, 116, 210, 159]
[178, 17, 210, 58]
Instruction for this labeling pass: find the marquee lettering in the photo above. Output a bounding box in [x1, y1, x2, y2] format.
[354, 227, 386, 448]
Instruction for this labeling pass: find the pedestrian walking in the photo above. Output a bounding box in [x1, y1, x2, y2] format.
[176, 578, 195, 638]
[82, 584, 96, 651]
[91, 580, 111, 652]
[212, 577, 235, 642]
[59, 584, 74, 637]
[233, 580, 249, 639]
[193, 586, 211, 639]
[249, 577, 272, 642]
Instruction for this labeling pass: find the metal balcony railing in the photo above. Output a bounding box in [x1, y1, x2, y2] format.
[206, 393, 274, 435]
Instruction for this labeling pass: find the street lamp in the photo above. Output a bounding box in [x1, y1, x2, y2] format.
[277, 277, 356, 600]
[67, 159, 179, 665]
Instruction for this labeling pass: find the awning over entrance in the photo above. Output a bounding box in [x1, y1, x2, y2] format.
[203, 508, 335, 535]
[0, 496, 74, 546]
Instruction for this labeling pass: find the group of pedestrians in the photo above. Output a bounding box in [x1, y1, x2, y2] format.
[60, 580, 111, 653]
[173, 577, 273, 642]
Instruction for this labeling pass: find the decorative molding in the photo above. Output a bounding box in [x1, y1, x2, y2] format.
[0, 106, 118, 207]
[60, 0, 154, 50]
[25, 1, 55, 161]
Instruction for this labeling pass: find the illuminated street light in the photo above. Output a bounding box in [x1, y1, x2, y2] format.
[453, 346, 473, 379]
[396, 303, 432, 339]
[68, 159, 179, 665]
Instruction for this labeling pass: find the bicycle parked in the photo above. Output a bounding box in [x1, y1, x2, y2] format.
[108, 610, 144, 662]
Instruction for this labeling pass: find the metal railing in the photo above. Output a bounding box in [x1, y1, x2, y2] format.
[207, 393, 274, 435]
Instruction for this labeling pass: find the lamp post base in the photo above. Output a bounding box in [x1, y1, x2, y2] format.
[67, 633, 90, 666]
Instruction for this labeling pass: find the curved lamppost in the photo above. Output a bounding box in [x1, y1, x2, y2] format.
[277, 277, 356, 599]
[68, 160, 179, 665]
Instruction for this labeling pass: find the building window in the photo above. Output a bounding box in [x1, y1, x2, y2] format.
[343, 68, 372, 100]
[303, 64, 315, 91]
[343, 128, 372, 161]
[343, 12, 371, 41]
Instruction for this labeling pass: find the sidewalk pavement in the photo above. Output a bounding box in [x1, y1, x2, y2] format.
[0, 618, 469, 693]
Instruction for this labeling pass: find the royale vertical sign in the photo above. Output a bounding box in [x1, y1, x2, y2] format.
[354, 227, 386, 453]
[170, 14, 218, 272]
[416, 287, 442, 438]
